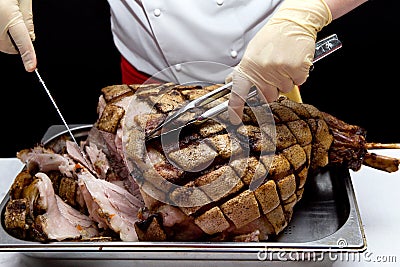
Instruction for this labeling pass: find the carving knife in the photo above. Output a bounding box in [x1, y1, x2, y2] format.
[7, 31, 80, 147]
[34, 68, 80, 147]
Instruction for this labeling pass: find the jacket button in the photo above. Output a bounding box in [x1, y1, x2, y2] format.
[154, 8, 161, 17]
[230, 50, 238, 58]
[175, 64, 182, 71]
[216, 0, 224, 5]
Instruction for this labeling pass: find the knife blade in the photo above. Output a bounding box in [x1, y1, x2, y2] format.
[6, 31, 81, 148]
[34, 68, 80, 147]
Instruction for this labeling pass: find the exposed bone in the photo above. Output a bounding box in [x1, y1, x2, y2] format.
[365, 143, 400, 149]
[362, 152, 399, 173]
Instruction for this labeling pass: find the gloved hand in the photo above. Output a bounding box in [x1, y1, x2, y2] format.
[0, 0, 36, 72]
[228, 0, 332, 124]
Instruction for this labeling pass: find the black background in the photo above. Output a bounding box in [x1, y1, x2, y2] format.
[0, 0, 398, 157]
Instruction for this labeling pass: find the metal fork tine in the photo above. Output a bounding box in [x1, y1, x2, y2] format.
[146, 81, 233, 138]
[186, 81, 233, 109]
[196, 87, 258, 122]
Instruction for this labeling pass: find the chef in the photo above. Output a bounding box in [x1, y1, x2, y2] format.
[0, 0, 366, 123]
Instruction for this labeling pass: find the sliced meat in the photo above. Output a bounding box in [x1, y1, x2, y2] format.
[77, 168, 144, 241]
[17, 147, 71, 174]
[5, 172, 99, 242]
[85, 142, 110, 179]
[33, 172, 99, 241]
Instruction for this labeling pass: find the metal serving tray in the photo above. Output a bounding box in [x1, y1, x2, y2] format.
[0, 125, 366, 263]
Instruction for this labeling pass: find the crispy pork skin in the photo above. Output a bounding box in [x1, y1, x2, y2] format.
[119, 83, 398, 241]
[5, 82, 399, 243]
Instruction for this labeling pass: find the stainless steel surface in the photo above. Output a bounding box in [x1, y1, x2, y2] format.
[147, 34, 342, 140]
[0, 125, 366, 261]
[40, 124, 93, 145]
[196, 87, 258, 122]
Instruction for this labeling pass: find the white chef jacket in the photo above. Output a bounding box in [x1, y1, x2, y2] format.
[107, 0, 283, 84]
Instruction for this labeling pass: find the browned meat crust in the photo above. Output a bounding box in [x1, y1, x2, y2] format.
[5, 82, 398, 243]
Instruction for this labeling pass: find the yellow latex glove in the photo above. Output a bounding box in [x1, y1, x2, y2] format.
[228, 0, 332, 124]
[282, 85, 302, 103]
[0, 0, 36, 71]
